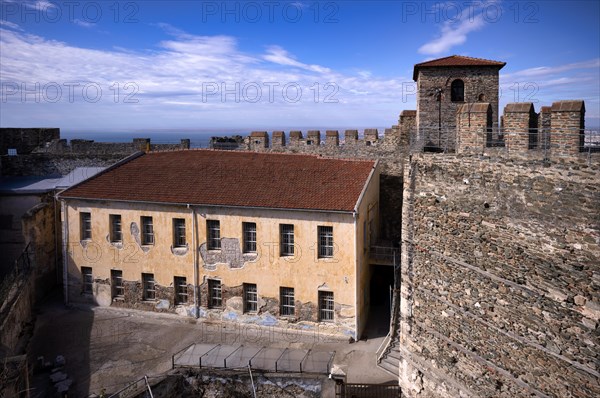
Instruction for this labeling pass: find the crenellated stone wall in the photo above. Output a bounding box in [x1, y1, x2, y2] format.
[1, 136, 192, 176]
[503, 102, 537, 151]
[453, 100, 595, 162]
[0, 128, 60, 155]
[550, 100, 586, 157]
[37, 137, 191, 155]
[455, 103, 491, 154]
[399, 153, 600, 397]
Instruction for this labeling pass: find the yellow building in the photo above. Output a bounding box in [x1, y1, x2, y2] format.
[58, 149, 379, 338]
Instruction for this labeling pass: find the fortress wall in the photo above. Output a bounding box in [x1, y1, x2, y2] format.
[0, 128, 60, 155]
[399, 153, 600, 397]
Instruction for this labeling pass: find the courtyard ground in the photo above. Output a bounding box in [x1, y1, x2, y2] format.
[27, 290, 396, 397]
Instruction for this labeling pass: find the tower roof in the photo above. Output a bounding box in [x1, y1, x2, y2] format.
[413, 55, 506, 80]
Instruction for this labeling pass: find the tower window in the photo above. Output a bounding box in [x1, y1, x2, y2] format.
[451, 79, 464, 102]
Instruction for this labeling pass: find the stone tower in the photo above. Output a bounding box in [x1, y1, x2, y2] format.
[413, 55, 505, 150]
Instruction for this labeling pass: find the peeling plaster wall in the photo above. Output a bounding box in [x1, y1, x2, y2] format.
[63, 199, 366, 336]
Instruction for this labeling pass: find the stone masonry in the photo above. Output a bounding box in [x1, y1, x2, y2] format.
[503, 102, 537, 152]
[455, 103, 492, 154]
[399, 154, 599, 397]
[415, 66, 502, 150]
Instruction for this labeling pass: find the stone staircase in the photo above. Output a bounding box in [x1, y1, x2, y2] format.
[378, 338, 401, 377]
[376, 252, 402, 379]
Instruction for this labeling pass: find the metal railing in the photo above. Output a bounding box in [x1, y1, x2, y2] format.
[107, 375, 162, 398]
[409, 127, 600, 163]
[172, 343, 335, 375]
[376, 250, 402, 367]
[335, 382, 402, 397]
[369, 245, 398, 264]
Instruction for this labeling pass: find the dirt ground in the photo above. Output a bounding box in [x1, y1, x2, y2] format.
[27, 290, 396, 397]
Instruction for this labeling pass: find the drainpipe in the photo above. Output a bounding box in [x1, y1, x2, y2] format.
[53, 192, 60, 285]
[60, 200, 69, 305]
[189, 204, 199, 318]
[353, 210, 359, 341]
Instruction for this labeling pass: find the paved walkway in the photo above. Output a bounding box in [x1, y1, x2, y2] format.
[173, 342, 334, 373]
[28, 291, 396, 397]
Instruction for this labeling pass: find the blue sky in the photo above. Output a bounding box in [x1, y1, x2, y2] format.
[1, 0, 599, 133]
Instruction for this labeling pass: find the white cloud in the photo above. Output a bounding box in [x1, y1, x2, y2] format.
[499, 59, 600, 119]
[418, 0, 498, 55]
[4, 0, 58, 11]
[502, 59, 600, 79]
[0, 20, 22, 30]
[0, 26, 411, 130]
[418, 15, 486, 55]
[73, 19, 94, 28]
[263, 45, 331, 74]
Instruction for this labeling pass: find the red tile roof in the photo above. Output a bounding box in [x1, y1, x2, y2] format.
[413, 55, 506, 80]
[59, 150, 377, 212]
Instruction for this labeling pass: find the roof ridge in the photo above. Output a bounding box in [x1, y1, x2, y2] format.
[415, 54, 505, 66]
[146, 147, 376, 163]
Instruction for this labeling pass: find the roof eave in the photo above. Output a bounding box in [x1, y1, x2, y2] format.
[353, 159, 379, 214]
[412, 62, 506, 81]
[58, 196, 356, 215]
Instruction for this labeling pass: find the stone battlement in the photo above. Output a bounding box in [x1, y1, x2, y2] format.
[244, 127, 408, 151]
[33, 137, 191, 155]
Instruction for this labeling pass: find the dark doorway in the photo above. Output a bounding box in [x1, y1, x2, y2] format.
[364, 265, 394, 338]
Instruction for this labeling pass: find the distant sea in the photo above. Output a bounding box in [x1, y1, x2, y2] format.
[61, 127, 389, 148]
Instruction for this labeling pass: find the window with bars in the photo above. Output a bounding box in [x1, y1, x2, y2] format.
[319, 291, 334, 322]
[111, 269, 124, 298]
[82, 266, 93, 294]
[318, 226, 334, 258]
[243, 222, 257, 253]
[243, 283, 258, 313]
[142, 273, 156, 300]
[207, 220, 221, 250]
[280, 224, 294, 256]
[141, 216, 154, 245]
[173, 218, 186, 247]
[110, 214, 122, 243]
[208, 279, 222, 308]
[280, 287, 295, 316]
[174, 276, 188, 305]
[80, 212, 91, 241]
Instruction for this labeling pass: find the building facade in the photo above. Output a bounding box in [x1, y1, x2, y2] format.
[58, 150, 380, 339]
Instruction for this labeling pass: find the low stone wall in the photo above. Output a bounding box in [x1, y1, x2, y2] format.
[0, 128, 60, 155]
[399, 153, 600, 397]
[135, 369, 334, 398]
[0, 153, 125, 176]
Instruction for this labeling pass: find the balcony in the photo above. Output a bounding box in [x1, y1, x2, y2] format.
[369, 243, 399, 266]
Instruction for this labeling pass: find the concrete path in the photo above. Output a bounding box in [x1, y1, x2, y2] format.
[28, 292, 396, 397]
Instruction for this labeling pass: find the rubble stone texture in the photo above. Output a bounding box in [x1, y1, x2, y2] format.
[399, 154, 600, 397]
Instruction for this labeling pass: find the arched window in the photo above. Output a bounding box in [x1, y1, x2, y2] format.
[451, 79, 464, 102]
